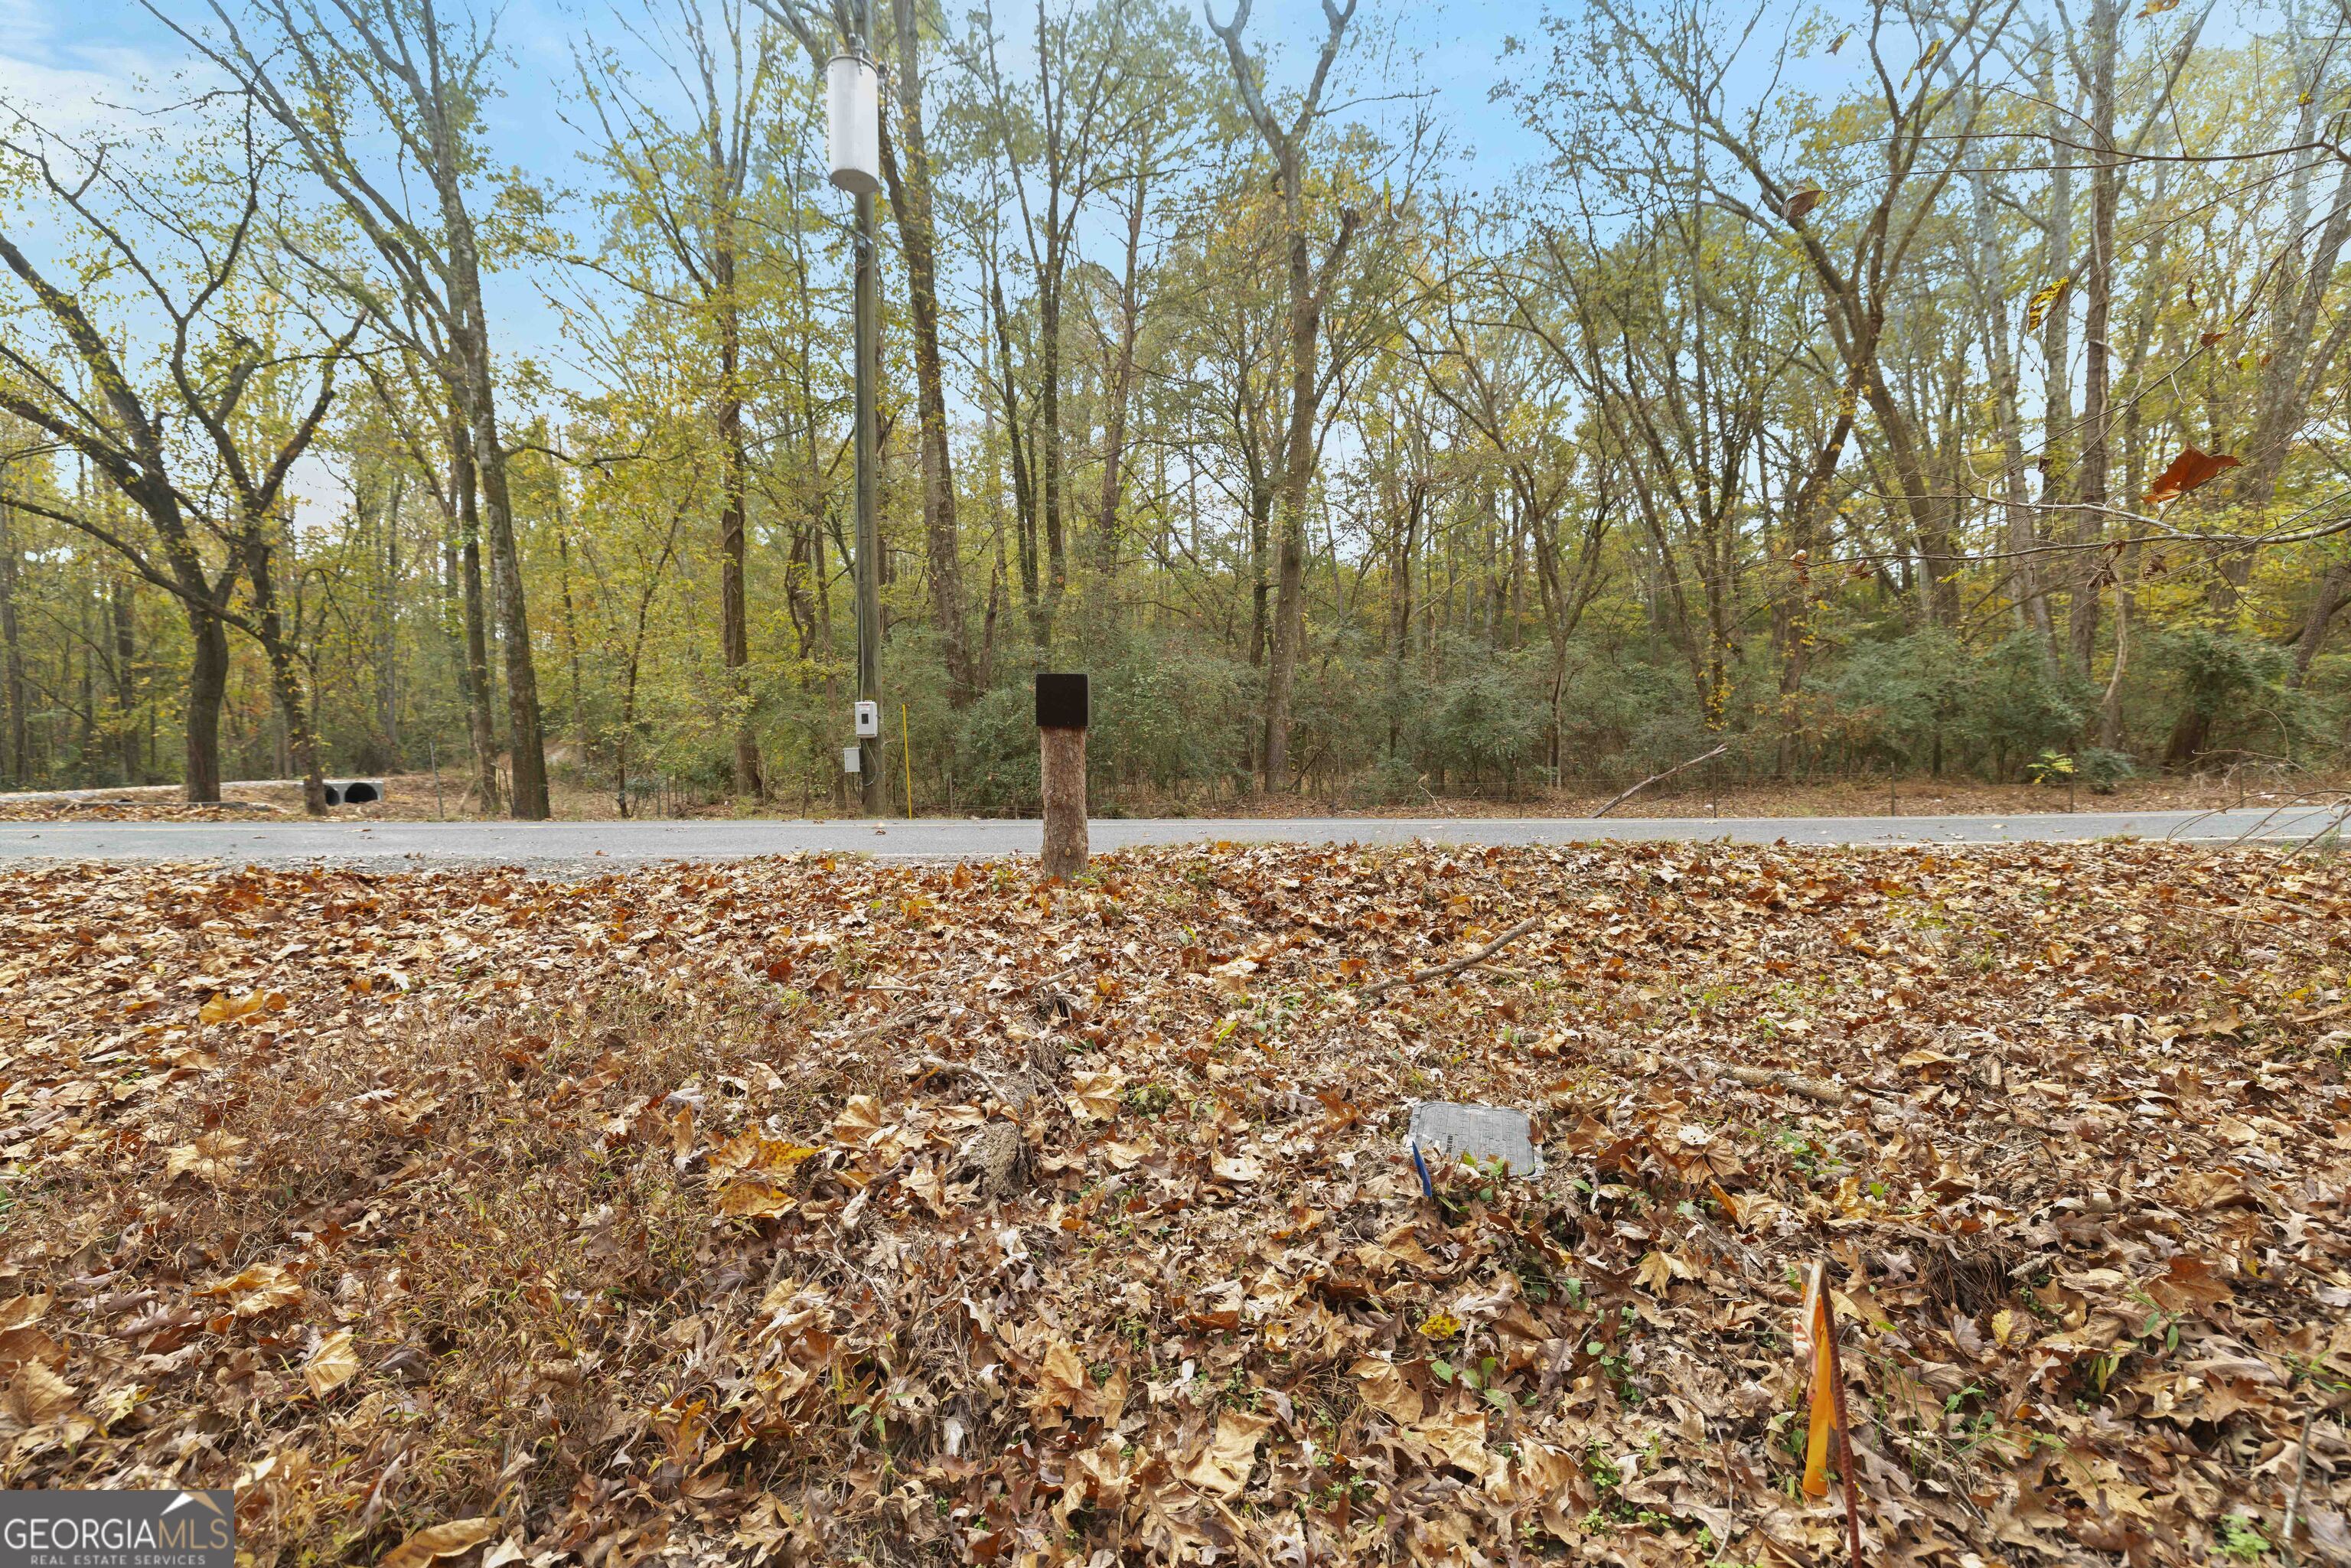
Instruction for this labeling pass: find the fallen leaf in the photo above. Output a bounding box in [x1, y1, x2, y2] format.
[379, 1517, 499, 1568]
[162, 1133, 248, 1184]
[2, 1361, 76, 1424]
[1209, 1152, 1264, 1183]
[716, 1180, 796, 1219]
[1179, 1410, 1271, 1498]
[1068, 1068, 1126, 1122]
[1352, 1357, 1423, 1424]
[304, 1329, 360, 1398]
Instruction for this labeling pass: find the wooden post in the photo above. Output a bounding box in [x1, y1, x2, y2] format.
[1036, 673, 1089, 882]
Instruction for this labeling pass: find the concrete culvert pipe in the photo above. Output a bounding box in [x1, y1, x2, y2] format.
[321, 783, 344, 806]
[339, 780, 382, 804]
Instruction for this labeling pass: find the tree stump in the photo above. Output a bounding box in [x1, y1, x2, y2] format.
[1040, 725, 1087, 881]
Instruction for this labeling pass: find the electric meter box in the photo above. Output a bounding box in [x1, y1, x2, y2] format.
[853, 700, 880, 738]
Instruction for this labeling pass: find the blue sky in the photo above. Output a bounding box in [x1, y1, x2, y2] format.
[0, 0, 1646, 445]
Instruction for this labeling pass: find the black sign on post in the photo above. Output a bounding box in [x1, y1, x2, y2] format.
[1035, 671, 1089, 731]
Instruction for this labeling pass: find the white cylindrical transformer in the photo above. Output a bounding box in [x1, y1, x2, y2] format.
[827, 53, 882, 197]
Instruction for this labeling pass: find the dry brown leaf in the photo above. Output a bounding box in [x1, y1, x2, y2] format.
[1351, 1356, 1423, 1424]
[1067, 1068, 1126, 1122]
[1179, 1410, 1271, 1498]
[162, 1133, 248, 1184]
[1410, 1408, 1494, 1479]
[304, 1329, 360, 1398]
[378, 1517, 498, 1568]
[3, 1361, 77, 1424]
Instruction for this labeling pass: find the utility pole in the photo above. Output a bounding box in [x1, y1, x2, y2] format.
[854, 171, 883, 815]
[820, 0, 885, 817]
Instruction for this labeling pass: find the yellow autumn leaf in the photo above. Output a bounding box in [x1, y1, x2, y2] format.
[198, 990, 270, 1025]
[2024, 275, 2070, 331]
[194, 1262, 303, 1316]
[715, 1180, 795, 1219]
[709, 1133, 821, 1175]
[1417, 1310, 1462, 1339]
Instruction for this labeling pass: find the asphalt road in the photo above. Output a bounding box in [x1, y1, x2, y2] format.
[0, 807, 2336, 870]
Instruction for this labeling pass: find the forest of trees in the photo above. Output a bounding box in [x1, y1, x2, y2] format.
[2, 0, 2348, 817]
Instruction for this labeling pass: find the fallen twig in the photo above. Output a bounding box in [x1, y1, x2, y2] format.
[1606, 1047, 1851, 1105]
[1593, 742, 1730, 818]
[2284, 1405, 2313, 1563]
[912, 1053, 1021, 1103]
[1712, 1061, 1851, 1106]
[1361, 913, 1548, 999]
[1827, 1309, 1867, 1567]
[823, 1000, 940, 1045]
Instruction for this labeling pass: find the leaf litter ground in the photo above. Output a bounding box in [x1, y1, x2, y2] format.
[0, 841, 2346, 1567]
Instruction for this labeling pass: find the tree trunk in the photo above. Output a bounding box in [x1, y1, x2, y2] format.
[112, 575, 138, 783]
[1247, 482, 1270, 670]
[243, 524, 328, 815]
[2039, 64, 2077, 669]
[1387, 478, 1419, 758]
[1969, 160, 2053, 648]
[468, 396, 549, 818]
[0, 497, 25, 782]
[183, 608, 229, 804]
[2292, 561, 2351, 682]
[442, 185, 549, 817]
[2070, 0, 2118, 680]
[379, 474, 403, 761]
[882, 0, 976, 707]
[452, 422, 501, 813]
[1038, 235, 1068, 654]
[990, 272, 1042, 642]
[1260, 173, 1316, 793]
[716, 236, 763, 797]
[1091, 174, 1148, 593]
[2217, 83, 2351, 603]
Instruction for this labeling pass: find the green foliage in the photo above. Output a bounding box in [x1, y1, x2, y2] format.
[1818, 631, 2082, 779]
[951, 686, 1043, 816]
[1409, 649, 1553, 791]
[2075, 747, 2137, 793]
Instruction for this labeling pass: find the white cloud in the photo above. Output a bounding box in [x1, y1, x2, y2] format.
[0, 0, 180, 137]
